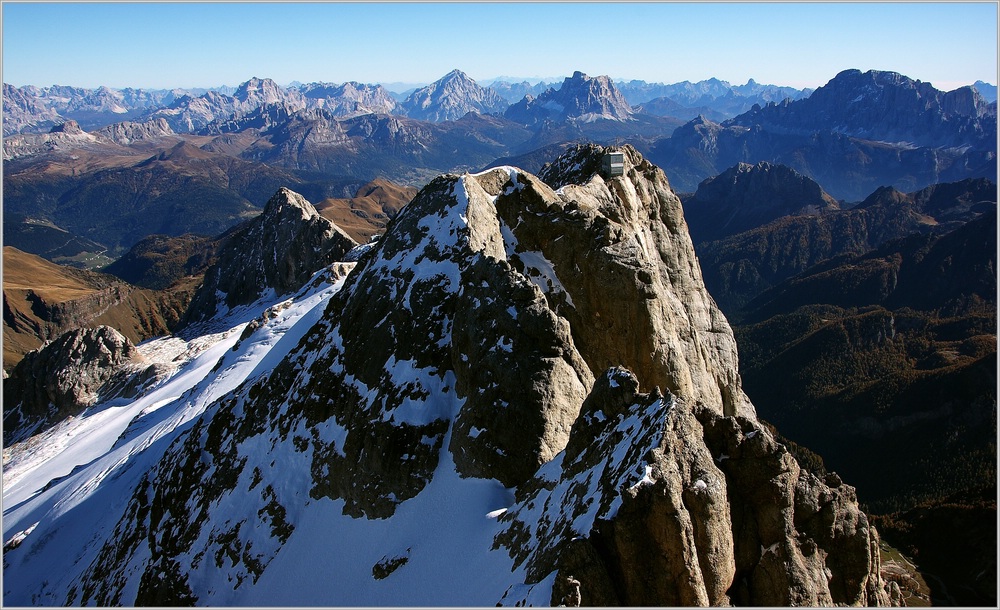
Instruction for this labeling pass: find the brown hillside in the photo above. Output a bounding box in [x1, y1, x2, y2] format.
[3, 246, 192, 370]
[315, 178, 416, 242]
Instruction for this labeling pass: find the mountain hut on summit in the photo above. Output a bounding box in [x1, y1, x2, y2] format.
[602, 150, 625, 177]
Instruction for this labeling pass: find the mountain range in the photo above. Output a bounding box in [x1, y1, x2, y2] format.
[2, 67, 996, 605]
[648, 69, 996, 199]
[3, 72, 820, 137]
[4, 68, 995, 267]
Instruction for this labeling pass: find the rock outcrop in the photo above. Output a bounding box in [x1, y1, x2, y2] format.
[71, 145, 891, 606]
[3, 326, 143, 443]
[183, 187, 358, 324]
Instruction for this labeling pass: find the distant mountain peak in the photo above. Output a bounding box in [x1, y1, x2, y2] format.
[505, 70, 633, 124]
[683, 161, 839, 244]
[400, 69, 507, 122]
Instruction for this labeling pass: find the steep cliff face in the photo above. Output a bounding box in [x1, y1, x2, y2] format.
[7, 145, 892, 606]
[499, 368, 889, 606]
[183, 187, 357, 325]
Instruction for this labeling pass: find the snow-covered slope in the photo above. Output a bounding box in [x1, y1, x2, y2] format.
[3, 145, 894, 606]
[2, 265, 352, 604]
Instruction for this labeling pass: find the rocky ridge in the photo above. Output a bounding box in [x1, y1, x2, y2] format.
[731, 69, 997, 149]
[94, 118, 175, 146]
[68, 145, 892, 605]
[297, 81, 398, 117]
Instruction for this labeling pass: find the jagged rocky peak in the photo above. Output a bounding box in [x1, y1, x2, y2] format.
[262, 186, 321, 221]
[2, 326, 143, 443]
[506, 71, 633, 124]
[559, 70, 634, 119]
[182, 187, 358, 324]
[72, 145, 893, 606]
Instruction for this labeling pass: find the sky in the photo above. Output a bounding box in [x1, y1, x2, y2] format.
[2, 2, 997, 92]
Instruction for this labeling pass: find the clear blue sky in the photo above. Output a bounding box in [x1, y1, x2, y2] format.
[3, 2, 997, 91]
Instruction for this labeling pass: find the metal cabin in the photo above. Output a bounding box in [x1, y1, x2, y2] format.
[602, 151, 625, 178]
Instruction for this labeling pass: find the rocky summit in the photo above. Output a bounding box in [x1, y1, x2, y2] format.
[182, 187, 358, 325]
[505, 71, 634, 124]
[2, 145, 895, 606]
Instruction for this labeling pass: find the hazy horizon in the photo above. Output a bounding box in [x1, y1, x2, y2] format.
[3, 2, 997, 93]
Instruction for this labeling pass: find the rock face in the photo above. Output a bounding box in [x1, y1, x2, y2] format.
[400, 69, 508, 122]
[94, 118, 174, 146]
[3, 326, 142, 443]
[297, 81, 398, 117]
[67, 145, 890, 606]
[505, 71, 634, 124]
[682, 161, 840, 244]
[499, 368, 888, 606]
[183, 187, 357, 324]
